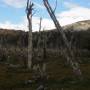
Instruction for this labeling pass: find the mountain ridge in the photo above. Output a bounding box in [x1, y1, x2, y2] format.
[63, 20, 90, 31]
[0, 20, 90, 31]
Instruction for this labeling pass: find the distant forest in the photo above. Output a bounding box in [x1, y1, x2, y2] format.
[0, 28, 90, 50]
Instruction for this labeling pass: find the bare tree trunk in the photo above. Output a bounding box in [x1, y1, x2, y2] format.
[43, 29, 47, 59]
[42, 29, 47, 77]
[43, 0, 82, 79]
[26, 0, 33, 69]
[37, 19, 47, 77]
[37, 18, 42, 57]
[28, 17, 32, 69]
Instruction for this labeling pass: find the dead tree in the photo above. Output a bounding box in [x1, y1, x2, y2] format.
[43, 29, 47, 60]
[26, 0, 34, 69]
[43, 0, 83, 79]
[42, 29, 47, 76]
[37, 18, 42, 57]
[34, 18, 47, 78]
[32, 18, 42, 72]
[36, 29, 47, 90]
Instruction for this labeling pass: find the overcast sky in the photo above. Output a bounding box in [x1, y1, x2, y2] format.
[0, 0, 90, 31]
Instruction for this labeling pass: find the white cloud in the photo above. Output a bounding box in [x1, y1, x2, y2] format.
[0, 21, 27, 31]
[57, 7, 90, 26]
[0, 1, 90, 31]
[23, 16, 55, 31]
[1, 5, 90, 31]
[63, 1, 79, 9]
[3, 0, 26, 8]
[3, 0, 44, 9]
[0, 16, 54, 32]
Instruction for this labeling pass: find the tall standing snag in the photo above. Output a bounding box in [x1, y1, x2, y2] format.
[26, 0, 33, 69]
[37, 18, 42, 57]
[36, 18, 47, 78]
[43, 0, 82, 79]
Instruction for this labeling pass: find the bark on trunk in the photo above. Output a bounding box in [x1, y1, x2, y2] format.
[26, 0, 33, 69]
[28, 16, 32, 69]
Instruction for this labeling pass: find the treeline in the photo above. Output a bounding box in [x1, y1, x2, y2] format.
[0, 28, 90, 64]
[0, 29, 28, 47]
[0, 28, 90, 50]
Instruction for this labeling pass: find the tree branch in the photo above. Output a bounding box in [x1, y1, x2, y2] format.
[53, 0, 57, 13]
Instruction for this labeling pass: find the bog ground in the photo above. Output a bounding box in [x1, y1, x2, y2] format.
[0, 54, 90, 90]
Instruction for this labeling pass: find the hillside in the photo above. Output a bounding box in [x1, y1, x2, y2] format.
[0, 20, 90, 63]
[0, 20, 90, 49]
[0, 20, 90, 89]
[63, 20, 90, 31]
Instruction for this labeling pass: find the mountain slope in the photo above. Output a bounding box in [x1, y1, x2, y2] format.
[63, 20, 90, 31]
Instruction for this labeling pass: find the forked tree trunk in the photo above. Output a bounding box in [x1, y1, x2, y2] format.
[43, 0, 82, 79]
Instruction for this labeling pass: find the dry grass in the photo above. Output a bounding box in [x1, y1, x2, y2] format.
[0, 54, 90, 90]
